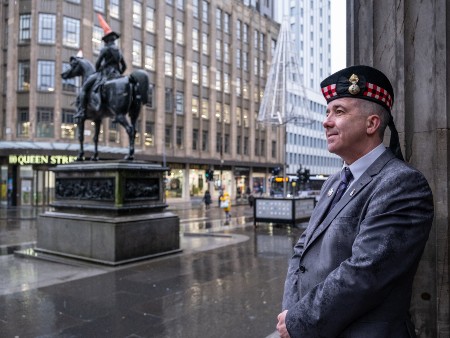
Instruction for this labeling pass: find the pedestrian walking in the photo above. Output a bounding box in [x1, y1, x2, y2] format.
[219, 191, 231, 220]
[277, 65, 434, 338]
[202, 190, 212, 209]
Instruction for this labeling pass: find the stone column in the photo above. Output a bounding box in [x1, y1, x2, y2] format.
[348, 0, 449, 336]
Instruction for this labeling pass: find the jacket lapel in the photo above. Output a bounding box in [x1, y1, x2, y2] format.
[302, 149, 396, 253]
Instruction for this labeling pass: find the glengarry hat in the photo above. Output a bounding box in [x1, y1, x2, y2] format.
[320, 65, 404, 161]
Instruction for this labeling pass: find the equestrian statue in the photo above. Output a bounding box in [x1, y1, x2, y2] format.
[61, 14, 149, 161]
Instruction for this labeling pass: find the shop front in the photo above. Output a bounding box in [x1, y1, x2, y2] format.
[4, 154, 77, 207]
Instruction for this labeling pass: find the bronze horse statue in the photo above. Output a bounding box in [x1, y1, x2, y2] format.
[61, 56, 149, 161]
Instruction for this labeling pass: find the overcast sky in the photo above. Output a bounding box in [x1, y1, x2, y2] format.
[330, 0, 347, 72]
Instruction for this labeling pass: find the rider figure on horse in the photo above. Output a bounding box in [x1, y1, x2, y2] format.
[74, 14, 127, 120]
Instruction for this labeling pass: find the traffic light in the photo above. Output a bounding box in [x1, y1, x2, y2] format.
[304, 169, 310, 183]
[205, 169, 214, 181]
[272, 167, 281, 175]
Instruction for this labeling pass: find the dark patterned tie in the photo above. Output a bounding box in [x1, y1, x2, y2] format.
[329, 167, 353, 211]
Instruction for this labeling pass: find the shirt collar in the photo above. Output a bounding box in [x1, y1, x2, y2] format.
[344, 143, 386, 186]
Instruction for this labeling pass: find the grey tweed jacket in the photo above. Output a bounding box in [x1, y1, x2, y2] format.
[282, 149, 434, 338]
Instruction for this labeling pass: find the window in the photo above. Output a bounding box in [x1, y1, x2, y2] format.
[145, 45, 155, 71]
[177, 0, 184, 10]
[202, 0, 209, 23]
[237, 20, 241, 39]
[132, 40, 142, 67]
[165, 16, 173, 40]
[272, 140, 276, 158]
[145, 122, 154, 146]
[216, 40, 222, 60]
[165, 52, 173, 76]
[243, 52, 248, 71]
[146, 7, 155, 33]
[202, 32, 208, 55]
[110, 0, 120, 18]
[37, 60, 55, 91]
[192, 29, 199, 51]
[237, 135, 241, 154]
[176, 21, 184, 45]
[243, 24, 248, 43]
[216, 133, 222, 153]
[147, 85, 155, 108]
[17, 109, 30, 137]
[94, 0, 105, 12]
[215, 102, 222, 122]
[236, 77, 241, 96]
[223, 104, 230, 124]
[192, 0, 199, 18]
[224, 13, 230, 33]
[62, 62, 80, 92]
[19, 14, 31, 43]
[223, 73, 230, 93]
[18, 62, 30, 91]
[133, 1, 142, 28]
[63, 17, 80, 48]
[215, 71, 221, 91]
[224, 134, 230, 153]
[260, 32, 265, 50]
[109, 120, 120, 143]
[92, 26, 103, 54]
[192, 96, 199, 117]
[216, 8, 221, 30]
[176, 92, 184, 114]
[236, 49, 241, 69]
[36, 107, 54, 138]
[193, 129, 199, 150]
[243, 109, 249, 127]
[165, 126, 172, 148]
[176, 127, 183, 149]
[192, 62, 199, 84]
[38, 14, 56, 44]
[201, 99, 209, 119]
[236, 107, 242, 126]
[224, 43, 230, 63]
[175, 56, 184, 79]
[61, 109, 76, 140]
[165, 89, 173, 112]
[201, 65, 208, 87]
[202, 130, 208, 151]
[244, 137, 249, 155]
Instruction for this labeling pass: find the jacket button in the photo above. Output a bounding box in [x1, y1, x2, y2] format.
[299, 265, 306, 273]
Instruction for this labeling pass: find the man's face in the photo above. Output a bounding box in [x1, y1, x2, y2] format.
[323, 97, 370, 164]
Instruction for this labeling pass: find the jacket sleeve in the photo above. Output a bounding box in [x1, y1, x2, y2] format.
[282, 231, 306, 311]
[285, 169, 434, 337]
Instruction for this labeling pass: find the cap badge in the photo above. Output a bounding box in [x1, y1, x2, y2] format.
[348, 74, 360, 95]
[327, 188, 334, 197]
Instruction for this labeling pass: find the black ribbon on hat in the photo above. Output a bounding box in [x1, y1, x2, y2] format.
[388, 117, 404, 161]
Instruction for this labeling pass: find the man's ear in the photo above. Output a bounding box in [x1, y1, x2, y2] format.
[366, 114, 381, 135]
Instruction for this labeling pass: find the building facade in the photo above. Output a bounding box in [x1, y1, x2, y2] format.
[0, 0, 281, 206]
[277, 0, 341, 176]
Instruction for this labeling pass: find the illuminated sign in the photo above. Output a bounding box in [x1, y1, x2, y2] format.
[9, 155, 77, 165]
[274, 177, 289, 182]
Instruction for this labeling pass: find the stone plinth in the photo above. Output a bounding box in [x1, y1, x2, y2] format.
[34, 161, 181, 265]
[50, 160, 168, 216]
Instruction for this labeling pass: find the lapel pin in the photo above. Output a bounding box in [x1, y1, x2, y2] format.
[327, 188, 334, 197]
[349, 189, 356, 196]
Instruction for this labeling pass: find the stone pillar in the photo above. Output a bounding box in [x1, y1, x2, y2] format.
[348, 0, 449, 336]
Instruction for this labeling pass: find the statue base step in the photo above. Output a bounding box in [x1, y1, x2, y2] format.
[35, 211, 181, 266]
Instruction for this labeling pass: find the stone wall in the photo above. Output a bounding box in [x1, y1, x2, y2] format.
[347, 0, 449, 336]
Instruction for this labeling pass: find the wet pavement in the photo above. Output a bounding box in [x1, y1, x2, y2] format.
[0, 201, 307, 338]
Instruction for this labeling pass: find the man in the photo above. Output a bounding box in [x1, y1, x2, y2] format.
[277, 65, 434, 338]
[74, 14, 127, 120]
